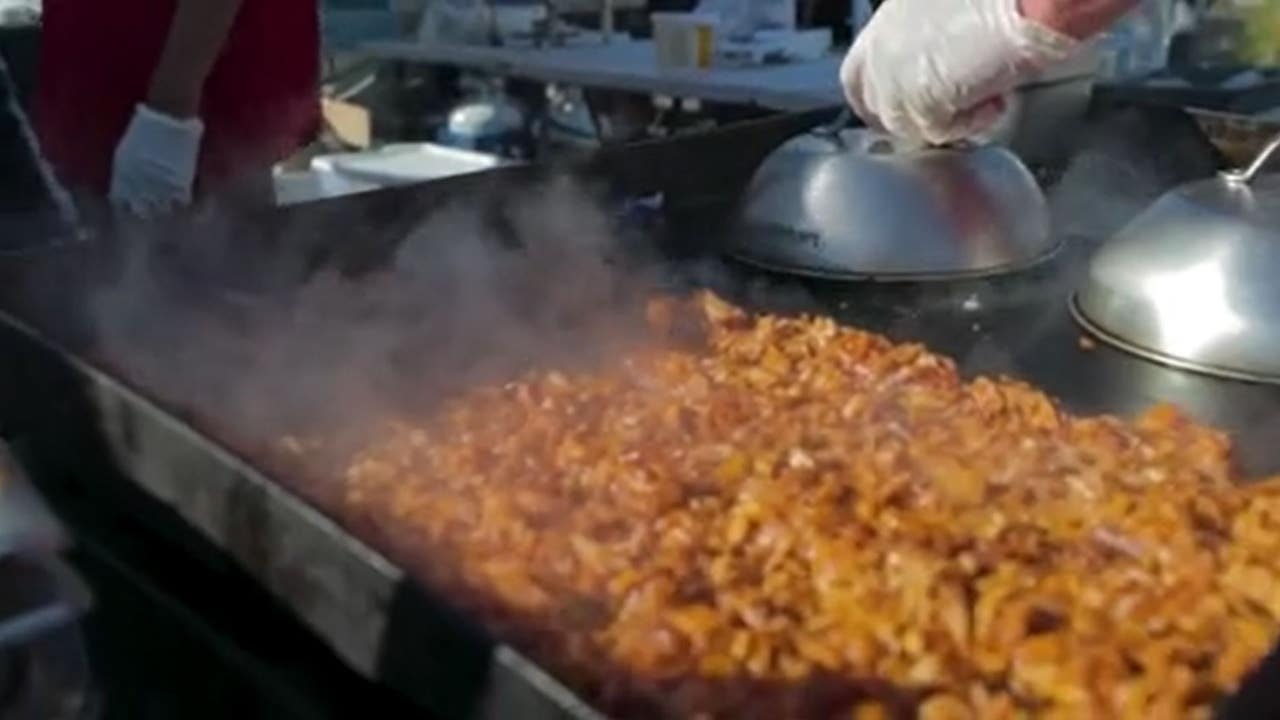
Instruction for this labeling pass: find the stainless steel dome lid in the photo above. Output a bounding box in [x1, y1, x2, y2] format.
[729, 115, 1055, 281]
[1073, 135, 1280, 383]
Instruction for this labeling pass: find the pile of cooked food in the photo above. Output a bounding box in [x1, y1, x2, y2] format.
[332, 292, 1280, 719]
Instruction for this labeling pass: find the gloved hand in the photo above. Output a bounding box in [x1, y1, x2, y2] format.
[839, 0, 1079, 146]
[109, 104, 204, 218]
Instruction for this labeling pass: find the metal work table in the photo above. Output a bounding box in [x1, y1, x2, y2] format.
[361, 38, 844, 109]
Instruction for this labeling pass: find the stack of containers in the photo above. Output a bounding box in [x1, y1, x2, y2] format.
[0, 442, 93, 719]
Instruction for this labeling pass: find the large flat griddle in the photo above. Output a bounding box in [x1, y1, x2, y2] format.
[0, 104, 1277, 719]
[773, 231, 1280, 477]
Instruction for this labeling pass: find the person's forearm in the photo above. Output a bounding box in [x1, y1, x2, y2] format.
[146, 0, 246, 118]
[1020, 0, 1139, 40]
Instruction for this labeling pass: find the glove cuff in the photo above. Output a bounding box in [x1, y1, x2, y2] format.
[134, 104, 205, 146]
[1000, 0, 1078, 66]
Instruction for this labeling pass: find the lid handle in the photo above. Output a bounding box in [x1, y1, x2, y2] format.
[813, 108, 853, 147]
[809, 110, 977, 153]
[1220, 132, 1280, 185]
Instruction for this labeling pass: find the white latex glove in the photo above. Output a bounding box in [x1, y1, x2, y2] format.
[109, 104, 204, 218]
[839, 0, 1078, 146]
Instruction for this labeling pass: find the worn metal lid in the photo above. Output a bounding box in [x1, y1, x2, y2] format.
[1073, 135, 1280, 383]
[729, 116, 1055, 280]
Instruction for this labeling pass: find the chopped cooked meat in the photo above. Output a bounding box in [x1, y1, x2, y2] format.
[317, 291, 1279, 719]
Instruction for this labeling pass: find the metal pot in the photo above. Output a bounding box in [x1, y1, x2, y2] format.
[729, 114, 1055, 280]
[436, 84, 533, 160]
[1072, 133, 1280, 383]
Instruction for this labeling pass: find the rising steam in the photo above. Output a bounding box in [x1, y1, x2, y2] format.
[87, 176, 674, 454]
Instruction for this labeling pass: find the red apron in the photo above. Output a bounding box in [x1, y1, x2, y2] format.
[35, 0, 321, 196]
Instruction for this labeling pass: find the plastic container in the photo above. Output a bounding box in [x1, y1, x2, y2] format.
[652, 12, 718, 70]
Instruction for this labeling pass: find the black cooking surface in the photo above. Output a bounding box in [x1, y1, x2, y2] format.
[763, 240, 1280, 477]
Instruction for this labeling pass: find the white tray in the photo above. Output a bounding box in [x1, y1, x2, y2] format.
[319, 143, 509, 186]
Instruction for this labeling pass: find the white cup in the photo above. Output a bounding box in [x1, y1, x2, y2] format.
[652, 12, 718, 69]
